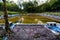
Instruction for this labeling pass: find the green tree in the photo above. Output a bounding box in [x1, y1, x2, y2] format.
[0, 2, 19, 11]
[33, 0, 38, 7]
[22, 1, 38, 13]
[51, 0, 60, 11]
[0, 2, 3, 11]
[7, 3, 19, 11]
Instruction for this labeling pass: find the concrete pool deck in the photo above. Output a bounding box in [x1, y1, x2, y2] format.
[8, 24, 57, 40]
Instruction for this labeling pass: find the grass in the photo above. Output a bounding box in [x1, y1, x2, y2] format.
[7, 11, 19, 15]
[0, 36, 3, 40]
[0, 38, 3, 40]
[0, 11, 3, 15]
[44, 12, 60, 16]
[0, 11, 19, 15]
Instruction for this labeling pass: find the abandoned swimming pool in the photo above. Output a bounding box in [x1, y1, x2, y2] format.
[3, 22, 60, 40]
[45, 22, 60, 35]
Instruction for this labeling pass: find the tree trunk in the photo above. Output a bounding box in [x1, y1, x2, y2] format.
[2, 0, 11, 34]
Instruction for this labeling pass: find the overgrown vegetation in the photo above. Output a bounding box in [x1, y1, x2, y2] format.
[0, 2, 20, 12]
[22, 15, 60, 24]
[0, 0, 60, 13]
[19, 0, 60, 13]
[0, 16, 20, 23]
